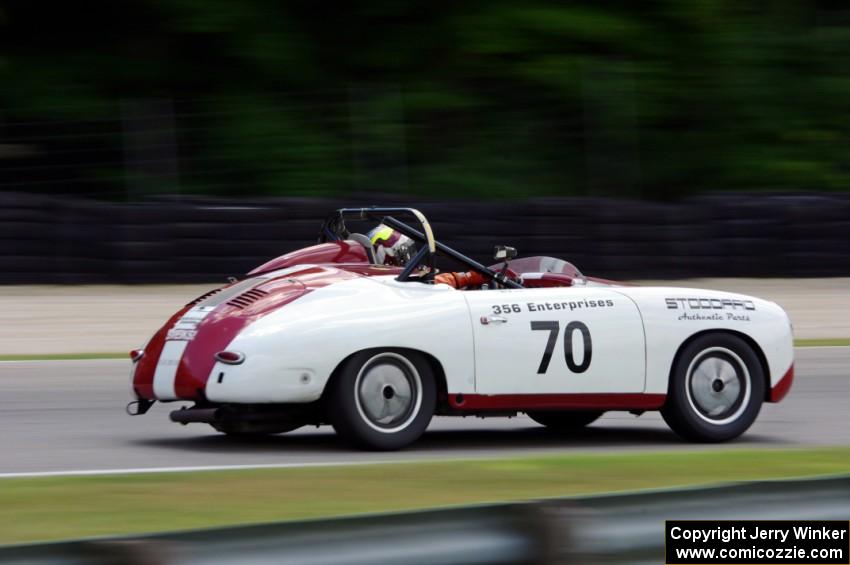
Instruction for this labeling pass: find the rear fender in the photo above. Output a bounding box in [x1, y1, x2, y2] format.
[204, 277, 475, 404]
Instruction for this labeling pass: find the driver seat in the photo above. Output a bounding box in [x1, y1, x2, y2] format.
[348, 233, 377, 264]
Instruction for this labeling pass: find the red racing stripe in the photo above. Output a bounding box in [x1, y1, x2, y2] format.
[172, 266, 362, 400]
[172, 283, 310, 399]
[132, 304, 193, 399]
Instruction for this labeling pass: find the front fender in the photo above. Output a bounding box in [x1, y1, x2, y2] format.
[611, 287, 794, 396]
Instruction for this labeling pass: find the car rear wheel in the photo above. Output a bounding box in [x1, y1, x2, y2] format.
[526, 410, 603, 432]
[328, 349, 436, 450]
[662, 333, 764, 442]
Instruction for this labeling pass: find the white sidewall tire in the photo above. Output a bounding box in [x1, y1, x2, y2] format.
[662, 334, 765, 443]
[329, 348, 436, 451]
[353, 352, 424, 434]
[684, 347, 751, 426]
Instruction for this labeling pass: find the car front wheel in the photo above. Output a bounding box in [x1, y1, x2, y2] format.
[662, 333, 764, 442]
[328, 349, 436, 450]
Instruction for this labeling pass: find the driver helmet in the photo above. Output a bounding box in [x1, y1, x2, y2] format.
[367, 224, 415, 266]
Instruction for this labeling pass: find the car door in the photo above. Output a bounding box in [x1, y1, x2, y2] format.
[462, 287, 645, 394]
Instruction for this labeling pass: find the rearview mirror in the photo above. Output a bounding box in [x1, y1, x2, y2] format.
[494, 245, 517, 261]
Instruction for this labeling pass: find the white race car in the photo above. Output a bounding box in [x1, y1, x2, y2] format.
[129, 208, 794, 450]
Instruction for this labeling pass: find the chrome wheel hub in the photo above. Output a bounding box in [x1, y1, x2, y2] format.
[354, 353, 421, 433]
[686, 347, 751, 425]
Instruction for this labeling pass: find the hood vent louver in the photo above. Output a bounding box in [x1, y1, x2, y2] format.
[226, 288, 269, 309]
[186, 288, 223, 307]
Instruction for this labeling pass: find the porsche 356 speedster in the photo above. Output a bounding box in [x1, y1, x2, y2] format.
[128, 208, 794, 450]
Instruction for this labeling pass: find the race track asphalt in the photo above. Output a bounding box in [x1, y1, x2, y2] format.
[1, 347, 847, 475]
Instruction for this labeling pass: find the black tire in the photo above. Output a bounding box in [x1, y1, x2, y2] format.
[662, 333, 765, 442]
[328, 349, 436, 450]
[526, 410, 603, 432]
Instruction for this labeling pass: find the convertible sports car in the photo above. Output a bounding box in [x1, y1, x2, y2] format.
[128, 207, 794, 450]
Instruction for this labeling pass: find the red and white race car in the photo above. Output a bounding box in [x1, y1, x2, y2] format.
[129, 208, 794, 450]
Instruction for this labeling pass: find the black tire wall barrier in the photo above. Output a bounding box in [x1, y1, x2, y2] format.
[1, 192, 849, 284]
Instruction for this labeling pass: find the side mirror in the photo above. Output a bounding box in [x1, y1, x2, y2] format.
[494, 245, 517, 261]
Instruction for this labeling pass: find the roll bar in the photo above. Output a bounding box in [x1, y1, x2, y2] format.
[320, 207, 436, 254]
[318, 207, 523, 289]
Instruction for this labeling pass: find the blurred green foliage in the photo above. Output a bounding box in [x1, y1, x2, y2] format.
[1, 1, 849, 199]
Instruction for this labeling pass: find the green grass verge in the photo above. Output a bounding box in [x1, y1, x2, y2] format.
[2, 339, 849, 362]
[794, 338, 850, 347]
[2, 447, 850, 545]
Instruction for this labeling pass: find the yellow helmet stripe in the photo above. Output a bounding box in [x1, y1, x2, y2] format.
[370, 226, 394, 245]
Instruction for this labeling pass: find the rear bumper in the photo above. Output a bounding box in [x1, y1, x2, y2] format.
[768, 363, 794, 403]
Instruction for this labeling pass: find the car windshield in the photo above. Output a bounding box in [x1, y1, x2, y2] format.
[494, 256, 583, 278]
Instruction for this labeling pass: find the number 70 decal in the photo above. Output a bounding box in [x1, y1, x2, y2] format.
[530, 321, 592, 374]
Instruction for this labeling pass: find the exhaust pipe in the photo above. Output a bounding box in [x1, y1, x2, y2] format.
[169, 407, 220, 424]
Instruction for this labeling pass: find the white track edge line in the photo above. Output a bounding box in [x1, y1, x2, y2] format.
[0, 460, 409, 479]
[0, 450, 538, 478]
[2, 443, 842, 479]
